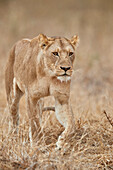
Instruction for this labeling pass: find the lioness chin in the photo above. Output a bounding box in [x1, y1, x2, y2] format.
[5, 34, 79, 149]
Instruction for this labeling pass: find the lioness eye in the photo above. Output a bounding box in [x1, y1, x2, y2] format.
[69, 52, 73, 56]
[52, 52, 59, 56]
[42, 43, 46, 47]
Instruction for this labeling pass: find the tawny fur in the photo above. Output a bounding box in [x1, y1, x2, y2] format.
[5, 34, 79, 149]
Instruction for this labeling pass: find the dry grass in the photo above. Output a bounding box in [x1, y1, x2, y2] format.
[0, 0, 113, 169]
[0, 108, 113, 169]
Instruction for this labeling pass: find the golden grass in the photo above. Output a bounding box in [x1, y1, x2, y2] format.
[0, 0, 113, 169]
[0, 106, 113, 169]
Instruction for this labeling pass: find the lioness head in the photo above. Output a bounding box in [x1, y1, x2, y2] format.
[37, 34, 79, 82]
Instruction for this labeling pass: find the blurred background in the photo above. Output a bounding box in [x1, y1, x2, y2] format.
[0, 0, 113, 121]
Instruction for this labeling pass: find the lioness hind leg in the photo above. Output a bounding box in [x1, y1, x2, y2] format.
[7, 78, 23, 133]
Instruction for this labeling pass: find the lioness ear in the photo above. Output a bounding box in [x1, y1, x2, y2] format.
[70, 35, 80, 48]
[38, 33, 48, 49]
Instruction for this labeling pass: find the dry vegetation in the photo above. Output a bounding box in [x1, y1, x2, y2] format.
[0, 0, 113, 169]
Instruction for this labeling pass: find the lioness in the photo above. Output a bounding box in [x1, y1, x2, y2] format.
[5, 34, 79, 149]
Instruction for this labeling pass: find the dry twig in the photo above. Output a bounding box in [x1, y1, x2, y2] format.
[103, 110, 113, 127]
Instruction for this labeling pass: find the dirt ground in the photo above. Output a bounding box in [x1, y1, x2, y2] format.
[0, 0, 113, 169]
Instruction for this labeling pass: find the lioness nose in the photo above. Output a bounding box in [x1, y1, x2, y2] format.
[60, 66, 71, 72]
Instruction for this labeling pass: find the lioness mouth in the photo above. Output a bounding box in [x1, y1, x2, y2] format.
[60, 73, 70, 76]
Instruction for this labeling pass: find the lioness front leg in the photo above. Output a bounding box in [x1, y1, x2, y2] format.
[26, 93, 42, 143]
[55, 98, 75, 149]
